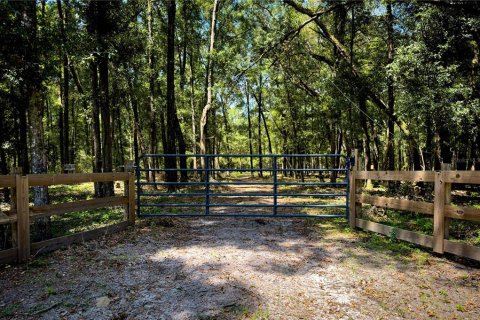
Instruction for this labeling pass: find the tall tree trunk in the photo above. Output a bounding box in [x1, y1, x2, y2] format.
[98, 52, 114, 196]
[246, 80, 254, 175]
[126, 72, 140, 165]
[24, 1, 49, 239]
[165, 0, 178, 188]
[147, 0, 157, 183]
[260, 108, 272, 154]
[359, 92, 372, 171]
[190, 52, 197, 170]
[385, 0, 395, 171]
[255, 75, 263, 177]
[90, 61, 103, 197]
[199, 0, 219, 168]
[57, 0, 70, 167]
[18, 89, 29, 173]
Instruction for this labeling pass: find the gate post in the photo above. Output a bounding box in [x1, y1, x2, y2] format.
[349, 149, 359, 229]
[273, 156, 278, 215]
[124, 161, 136, 225]
[433, 171, 446, 254]
[441, 163, 452, 240]
[205, 155, 210, 215]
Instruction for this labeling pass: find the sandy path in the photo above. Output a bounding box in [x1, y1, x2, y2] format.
[0, 216, 479, 320]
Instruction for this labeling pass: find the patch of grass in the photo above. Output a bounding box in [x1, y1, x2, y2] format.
[45, 286, 57, 296]
[250, 308, 270, 320]
[456, 304, 466, 312]
[362, 233, 413, 256]
[28, 258, 50, 268]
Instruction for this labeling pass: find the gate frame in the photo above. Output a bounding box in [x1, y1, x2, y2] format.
[136, 154, 352, 218]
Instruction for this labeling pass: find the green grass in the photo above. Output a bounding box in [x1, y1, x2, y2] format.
[38, 183, 125, 239]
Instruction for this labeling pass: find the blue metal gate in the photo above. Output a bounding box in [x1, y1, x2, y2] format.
[136, 154, 351, 218]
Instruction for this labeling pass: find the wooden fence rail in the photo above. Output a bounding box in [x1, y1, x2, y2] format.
[349, 166, 480, 261]
[0, 171, 135, 265]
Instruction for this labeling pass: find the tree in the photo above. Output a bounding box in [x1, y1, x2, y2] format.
[200, 0, 219, 168]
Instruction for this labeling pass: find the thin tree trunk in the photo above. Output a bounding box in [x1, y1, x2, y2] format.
[190, 52, 197, 170]
[90, 60, 103, 197]
[25, 1, 49, 239]
[200, 0, 219, 169]
[147, 0, 157, 183]
[359, 92, 372, 171]
[246, 81, 254, 175]
[98, 52, 114, 196]
[260, 109, 272, 154]
[165, 0, 178, 189]
[385, 0, 395, 172]
[255, 76, 263, 177]
[57, 0, 70, 167]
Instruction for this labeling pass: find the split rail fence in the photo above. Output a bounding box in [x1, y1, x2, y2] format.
[349, 154, 480, 261]
[0, 171, 135, 265]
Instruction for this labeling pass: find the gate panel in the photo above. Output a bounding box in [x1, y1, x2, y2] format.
[136, 154, 351, 218]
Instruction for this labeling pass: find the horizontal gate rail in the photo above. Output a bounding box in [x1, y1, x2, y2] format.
[139, 193, 347, 197]
[136, 154, 351, 218]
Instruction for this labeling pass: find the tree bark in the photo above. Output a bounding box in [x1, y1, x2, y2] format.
[90, 60, 103, 197]
[23, 0, 49, 239]
[190, 52, 197, 170]
[385, 0, 395, 171]
[147, 0, 157, 183]
[246, 80, 254, 175]
[200, 0, 219, 168]
[165, 0, 178, 188]
[57, 0, 70, 167]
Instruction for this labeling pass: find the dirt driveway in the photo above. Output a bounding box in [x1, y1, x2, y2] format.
[1, 217, 479, 319]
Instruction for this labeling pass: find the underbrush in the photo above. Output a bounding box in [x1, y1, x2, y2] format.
[362, 181, 480, 247]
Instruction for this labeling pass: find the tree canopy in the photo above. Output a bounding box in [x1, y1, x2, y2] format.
[1, 0, 479, 184]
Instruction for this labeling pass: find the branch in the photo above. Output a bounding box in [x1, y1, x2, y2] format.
[69, 63, 84, 95]
[310, 53, 334, 67]
[284, 0, 413, 139]
[235, 3, 344, 79]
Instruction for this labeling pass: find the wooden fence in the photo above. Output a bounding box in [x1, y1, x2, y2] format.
[0, 171, 135, 265]
[349, 154, 480, 261]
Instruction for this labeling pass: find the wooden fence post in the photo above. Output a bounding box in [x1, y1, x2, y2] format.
[124, 161, 136, 225]
[349, 149, 359, 229]
[9, 167, 23, 248]
[441, 163, 452, 240]
[433, 171, 446, 254]
[16, 175, 30, 262]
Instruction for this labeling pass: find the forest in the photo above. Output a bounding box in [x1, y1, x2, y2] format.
[1, 0, 479, 195]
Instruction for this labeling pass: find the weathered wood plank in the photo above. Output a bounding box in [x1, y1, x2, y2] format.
[0, 248, 18, 265]
[356, 194, 480, 222]
[0, 175, 15, 188]
[443, 171, 480, 184]
[444, 240, 480, 261]
[355, 171, 435, 182]
[0, 212, 17, 225]
[28, 172, 130, 187]
[444, 205, 480, 222]
[31, 221, 130, 255]
[356, 194, 433, 215]
[433, 172, 445, 254]
[16, 175, 30, 263]
[355, 218, 434, 248]
[30, 196, 128, 219]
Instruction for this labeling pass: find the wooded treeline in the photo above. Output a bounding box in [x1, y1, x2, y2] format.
[1, 0, 479, 188]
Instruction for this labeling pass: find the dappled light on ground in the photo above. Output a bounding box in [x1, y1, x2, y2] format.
[1, 217, 479, 319]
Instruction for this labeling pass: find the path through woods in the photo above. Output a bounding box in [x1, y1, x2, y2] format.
[1, 216, 479, 319]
